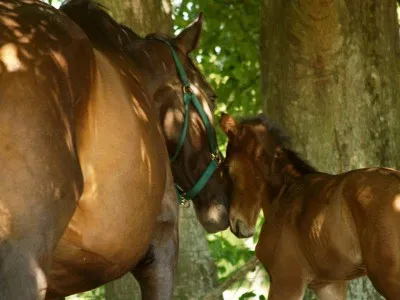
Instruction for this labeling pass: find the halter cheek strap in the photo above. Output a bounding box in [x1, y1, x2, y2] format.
[150, 37, 221, 205]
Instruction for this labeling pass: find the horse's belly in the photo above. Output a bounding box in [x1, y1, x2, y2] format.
[47, 50, 169, 297]
[47, 160, 166, 297]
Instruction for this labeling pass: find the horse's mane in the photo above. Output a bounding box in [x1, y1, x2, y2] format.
[59, 0, 140, 53]
[240, 114, 318, 175]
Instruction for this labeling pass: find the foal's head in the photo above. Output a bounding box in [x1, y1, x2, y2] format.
[220, 113, 316, 238]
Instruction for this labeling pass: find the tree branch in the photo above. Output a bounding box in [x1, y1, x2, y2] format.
[201, 256, 261, 300]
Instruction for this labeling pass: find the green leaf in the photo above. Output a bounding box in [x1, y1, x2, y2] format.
[239, 291, 257, 299]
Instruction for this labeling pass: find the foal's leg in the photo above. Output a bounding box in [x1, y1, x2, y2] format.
[131, 168, 178, 300]
[267, 277, 307, 300]
[310, 281, 347, 300]
[367, 272, 400, 300]
[361, 215, 400, 299]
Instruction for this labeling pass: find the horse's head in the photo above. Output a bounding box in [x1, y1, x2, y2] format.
[125, 14, 229, 233]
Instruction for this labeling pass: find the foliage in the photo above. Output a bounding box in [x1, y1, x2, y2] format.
[66, 286, 105, 300]
[173, 0, 262, 150]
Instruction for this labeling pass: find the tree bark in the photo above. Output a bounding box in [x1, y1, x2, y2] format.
[97, 0, 172, 37]
[173, 206, 222, 300]
[261, 0, 399, 299]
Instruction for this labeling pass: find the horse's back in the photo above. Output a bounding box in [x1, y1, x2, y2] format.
[0, 1, 93, 298]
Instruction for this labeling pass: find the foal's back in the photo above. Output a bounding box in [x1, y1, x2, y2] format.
[274, 167, 400, 295]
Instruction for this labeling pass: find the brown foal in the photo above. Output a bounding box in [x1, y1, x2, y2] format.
[220, 113, 400, 300]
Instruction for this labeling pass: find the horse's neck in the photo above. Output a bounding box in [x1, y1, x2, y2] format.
[128, 47, 166, 98]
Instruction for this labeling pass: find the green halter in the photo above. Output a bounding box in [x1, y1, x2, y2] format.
[151, 37, 221, 205]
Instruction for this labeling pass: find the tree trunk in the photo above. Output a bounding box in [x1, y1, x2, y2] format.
[173, 206, 221, 300]
[261, 0, 399, 299]
[90, 1, 221, 299]
[97, 0, 172, 37]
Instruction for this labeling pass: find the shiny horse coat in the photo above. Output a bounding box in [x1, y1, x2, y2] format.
[221, 113, 400, 300]
[0, 0, 228, 299]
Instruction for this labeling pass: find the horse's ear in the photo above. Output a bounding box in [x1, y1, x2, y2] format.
[175, 12, 203, 54]
[219, 113, 238, 139]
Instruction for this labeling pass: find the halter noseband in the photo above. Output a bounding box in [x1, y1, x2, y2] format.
[150, 37, 221, 206]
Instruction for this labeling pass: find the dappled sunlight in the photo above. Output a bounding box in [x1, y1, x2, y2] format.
[206, 203, 227, 224]
[164, 106, 183, 140]
[130, 95, 149, 123]
[310, 211, 326, 239]
[139, 136, 153, 187]
[392, 194, 400, 212]
[357, 186, 374, 206]
[0, 200, 12, 238]
[29, 256, 47, 298]
[161, 0, 171, 15]
[0, 43, 26, 72]
[79, 163, 98, 209]
[190, 83, 213, 121]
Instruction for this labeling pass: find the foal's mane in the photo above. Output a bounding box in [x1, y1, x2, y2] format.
[240, 114, 318, 175]
[59, 0, 171, 55]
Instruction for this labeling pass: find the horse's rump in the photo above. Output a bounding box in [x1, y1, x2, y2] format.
[0, 0, 95, 298]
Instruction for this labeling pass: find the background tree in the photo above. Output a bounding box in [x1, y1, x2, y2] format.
[261, 0, 400, 299]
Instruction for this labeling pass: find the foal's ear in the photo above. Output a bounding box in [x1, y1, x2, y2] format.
[175, 13, 203, 54]
[219, 113, 238, 139]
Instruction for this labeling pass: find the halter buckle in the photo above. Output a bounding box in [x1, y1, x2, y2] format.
[183, 85, 193, 94]
[211, 152, 222, 165]
[179, 197, 191, 208]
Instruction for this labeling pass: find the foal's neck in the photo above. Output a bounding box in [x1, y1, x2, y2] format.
[263, 152, 318, 205]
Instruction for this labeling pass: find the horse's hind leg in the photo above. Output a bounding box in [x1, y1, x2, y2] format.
[0, 243, 48, 299]
[131, 168, 178, 300]
[367, 273, 400, 300]
[0, 120, 83, 298]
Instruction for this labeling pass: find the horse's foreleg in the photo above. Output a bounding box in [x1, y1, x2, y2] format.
[310, 281, 347, 300]
[131, 231, 178, 300]
[131, 167, 178, 300]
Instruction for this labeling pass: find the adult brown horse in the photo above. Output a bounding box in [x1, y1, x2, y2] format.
[0, 0, 228, 299]
[220, 113, 400, 300]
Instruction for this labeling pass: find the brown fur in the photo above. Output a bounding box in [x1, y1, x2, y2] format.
[0, 0, 228, 298]
[220, 113, 400, 300]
